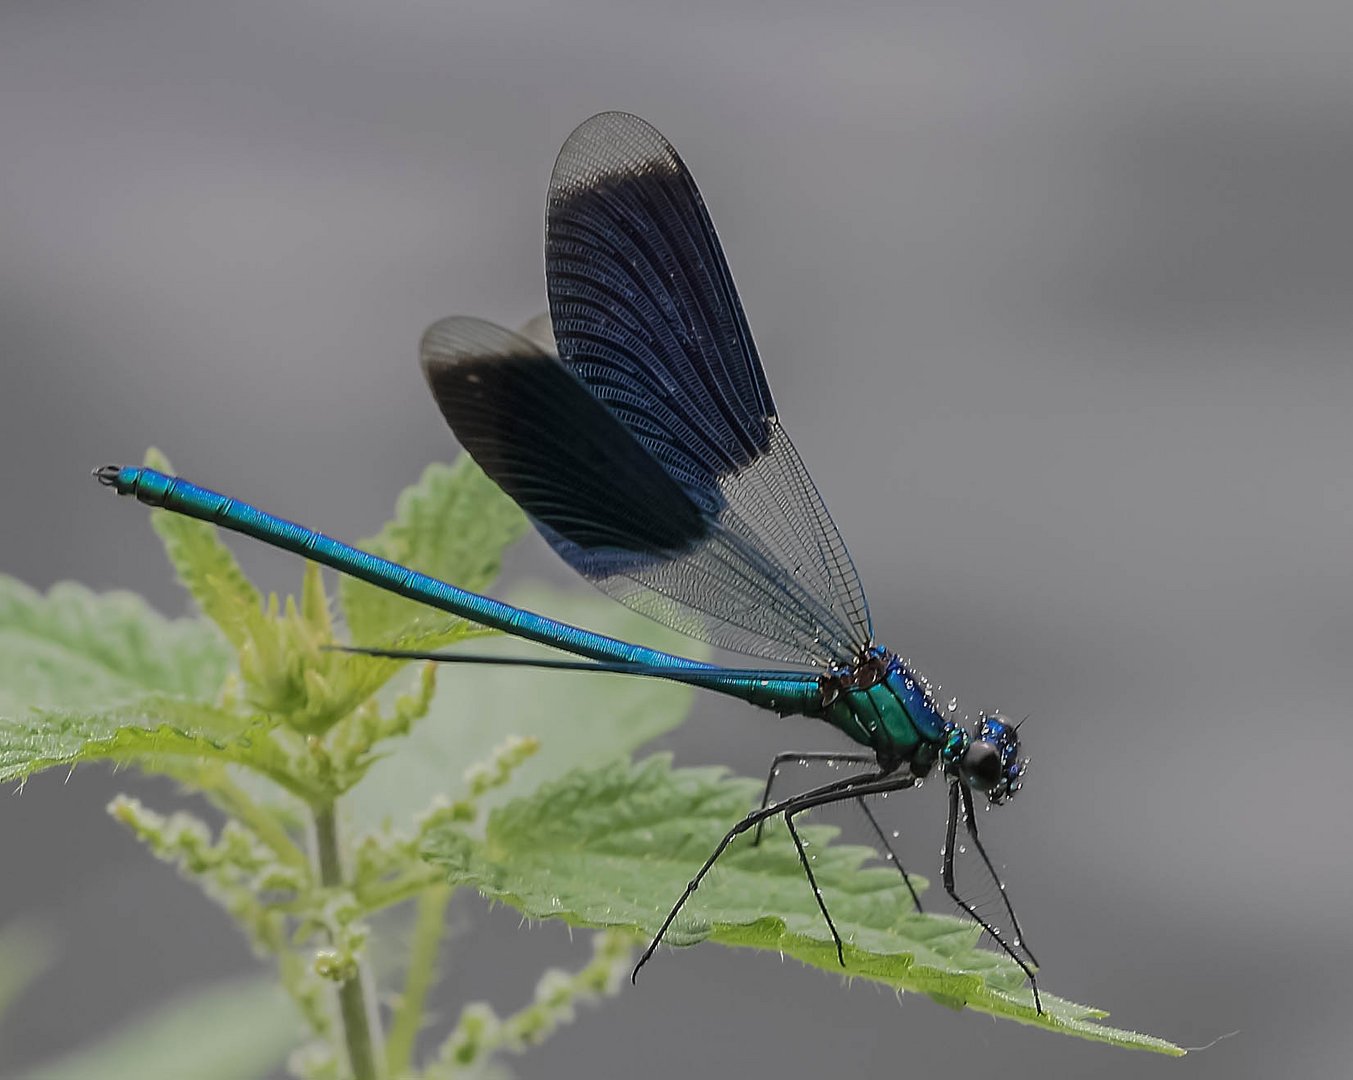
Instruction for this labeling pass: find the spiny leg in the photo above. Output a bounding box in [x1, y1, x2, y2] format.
[778, 774, 919, 968]
[856, 799, 923, 913]
[750, 751, 923, 913]
[633, 771, 880, 982]
[942, 782, 1042, 1014]
[784, 808, 845, 965]
[752, 751, 874, 845]
[958, 783, 1038, 967]
[634, 771, 922, 983]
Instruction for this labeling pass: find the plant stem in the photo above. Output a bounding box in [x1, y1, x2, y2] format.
[386, 883, 452, 1077]
[313, 801, 382, 1080]
[357, 865, 444, 914]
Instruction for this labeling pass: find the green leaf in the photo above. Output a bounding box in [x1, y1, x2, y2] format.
[425, 756, 1183, 1054]
[14, 976, 299, 1080]
[144, 448, 267, 651]
[339, 457, 529, 648]
[0, 575, 230, 717]
[0, 700, 304, 797]
[344, 583, 704, 833]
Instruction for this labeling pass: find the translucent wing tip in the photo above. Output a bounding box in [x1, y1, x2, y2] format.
[420, 316, 545, 376]
[552, 112, 682, 200]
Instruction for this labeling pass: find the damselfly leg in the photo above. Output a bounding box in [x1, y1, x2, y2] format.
[635, 769, 919, 981]
[753, 752, 873, 843]
[943, 781, 1042, 1013]
[752, 750, 923, 912]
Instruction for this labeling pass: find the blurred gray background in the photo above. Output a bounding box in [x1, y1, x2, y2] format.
[3, 0, 1351, 1076]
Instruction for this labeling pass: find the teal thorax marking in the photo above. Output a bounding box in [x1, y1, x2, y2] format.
[817, 647, 951, 769]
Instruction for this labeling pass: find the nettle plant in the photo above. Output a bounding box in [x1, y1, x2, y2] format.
[0, 451, 1179, 1079]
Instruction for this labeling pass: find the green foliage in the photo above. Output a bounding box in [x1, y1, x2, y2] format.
[0, 575, 230, 715]
[144, 446, 267, 652]
[0, 700, 304, 796]
[345, 583, 703, 833]
[340, 457, 528, 648]
[424, 931, 633, 1079]
[426, 757, 1181, 1054]
[0, 447, 1181, 1078]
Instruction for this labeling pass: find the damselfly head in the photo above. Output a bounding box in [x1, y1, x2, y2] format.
[959, 713, 1026, 804]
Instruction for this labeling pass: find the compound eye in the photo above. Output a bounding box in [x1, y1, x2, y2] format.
[960, 741, 1002, 792]
[978, 713, 1015, 742]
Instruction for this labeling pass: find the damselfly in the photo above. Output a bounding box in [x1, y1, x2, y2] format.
[97, 112, 1040, 1011]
